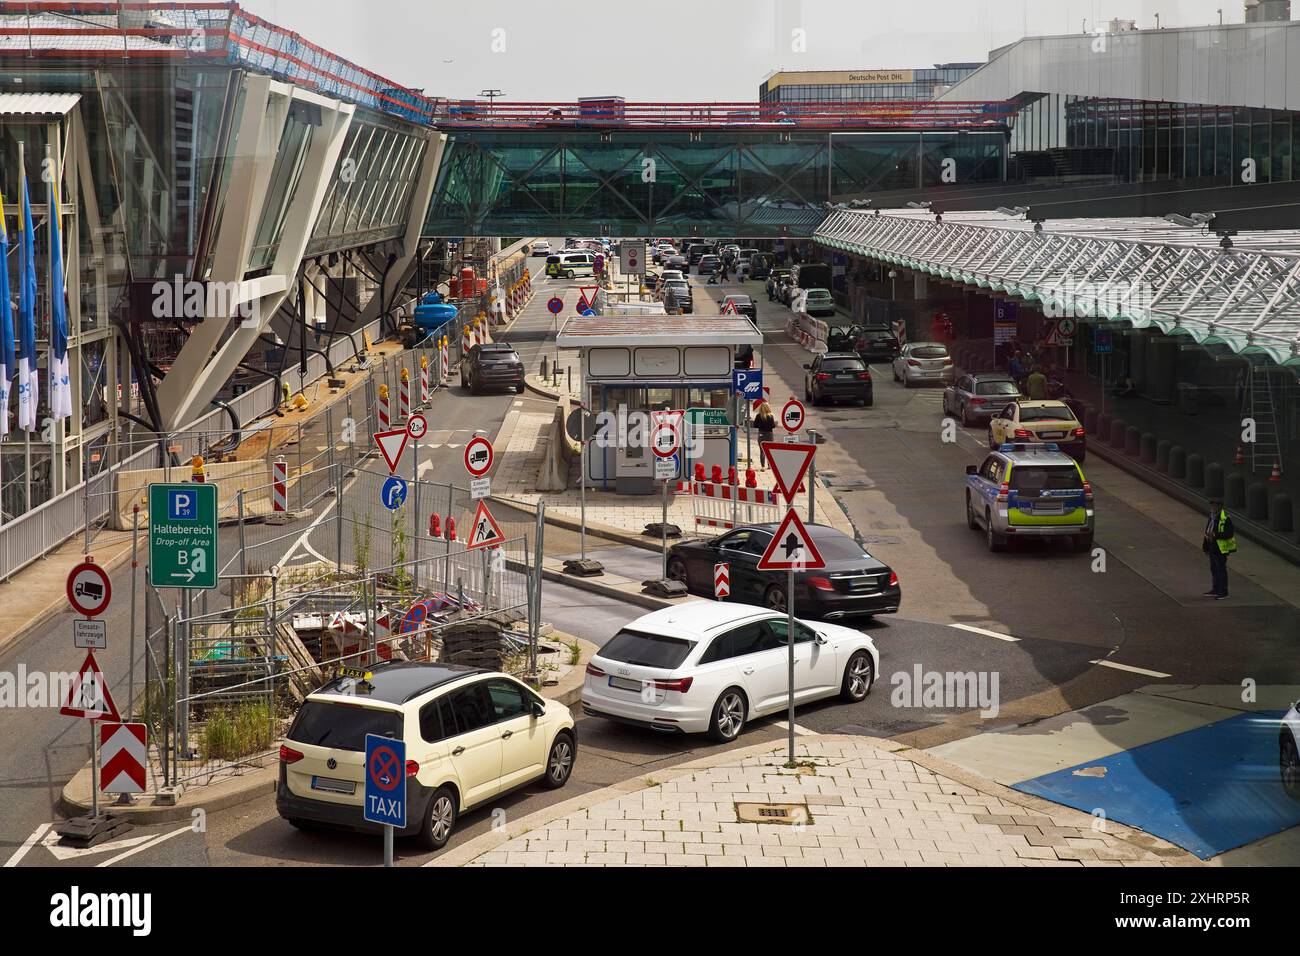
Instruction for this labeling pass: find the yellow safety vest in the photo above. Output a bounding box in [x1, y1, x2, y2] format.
[1214, 509, 1238, 555]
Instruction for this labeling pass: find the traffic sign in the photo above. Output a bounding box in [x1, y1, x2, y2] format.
[654, 452, 678, 480]
[406, 413, 428, 440]
[364, 733, 407, 828]
[714, 562, 730, 599]
[780, 397, 806, 433]
[470, 477, 491, 499]
[650, 421, 680, 459]
[1045, 317, 1076, 346]
[374, 428, 410, 474]
[762, 441, 816, 505]
[100, 722, 147, 794]
[733, 367, 764, 399]
[547, 296, 564, 315]
[464, 435, 494, 478]
[466, 499, 507, 550]
[399, 599, 434, 635]
[620, 240, 645, 275]
[67, 561, 112, 616]
[566, 407, 595, 443]
[381, 475, 408, 511]
[73, 619, 107, 649]
[756, 509, 826, 571]
[1094, 327, 1114, 354]
[60, 650, 121, 722]
[148, 482, 218, 589]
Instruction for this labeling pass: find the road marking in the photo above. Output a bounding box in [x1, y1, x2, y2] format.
[1089, 659, 1171, 679]
[276, 464, 366, 567]
[4, 823, 50, 867]
[949, 623, 1021, 643]
[771, 720, 818, 737]
[40, 828, 158, 862]
[96, 826, 191, 867]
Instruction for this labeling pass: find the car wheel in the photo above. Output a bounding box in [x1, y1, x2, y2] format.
[1282, 733, 1300, 798]
[515, 382, 526, 394]
[987, 429, 997, 450]
[417, 786, 458, 851]
[707, 687, 747, 742]
[1075, 533, 1095, 553]
[666, 557, 690, 586]
[966, 492, 979, 530]
[543, 731, 575, 790]
[469, 376, 480, 396]
[985, 511, 1005, 552]
[1075, 450, 1086, 463]
[840, 650, 874, 702]
[804, 384, 811, 401]
[764, 583, 787, 613]
[286, 818, 319, 832]
[962, 405, 973, 427]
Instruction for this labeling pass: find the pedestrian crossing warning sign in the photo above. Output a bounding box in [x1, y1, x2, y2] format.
[467, 500, 507, 550]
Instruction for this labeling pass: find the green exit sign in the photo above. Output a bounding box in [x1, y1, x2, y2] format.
[687, 407, 731, 426]
[148, 483, 219, 589]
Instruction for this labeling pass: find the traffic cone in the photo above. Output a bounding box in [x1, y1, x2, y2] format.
[711, 465, 723, 484]
[1270, 460, 1283, 482]
[727, 466, 737, 486]
[429, 513, 441, 538]
[1234, 444, 1245, 466]
[694, 462, 706, 481]
[446, 516, 457, 541]
[745, 467, 757, 488]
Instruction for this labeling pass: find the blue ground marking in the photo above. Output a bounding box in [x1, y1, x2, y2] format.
[1012, 710, 1300, 859]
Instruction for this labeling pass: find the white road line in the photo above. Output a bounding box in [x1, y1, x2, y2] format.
[96, 826, 192, 867]
[41, 828, 158, 862]
[771, 720, 818, 737]
[949, 623, 1021, 643]
[1089, 659, 1171, 679]
[276, 465, 366, 567]
[3, 823, 50, 867]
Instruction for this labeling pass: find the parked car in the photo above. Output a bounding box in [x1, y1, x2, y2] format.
[1282, 700, 1300, 798]
[944, 372, 1023, 426]
[987, 399, 1086, 460]
[698, 254, 721, 276]
[529, 239, 552, 256]
[766, 268, 791, 301]
[666, 522, 900, 619]
[277, 662, 576, 849]
[661, 279, 693, 313]
[891, 341, 955, 387]
[722, 293, 757, 321]
[581, 600, 880, 742]
[460, 342, 525, 395]
[804, 352, 872, 406]
[667, 254, 689, 273]
[857, 326, 900, 363]
[964, 443, 1095, 552]
[796, 288, 836, 318]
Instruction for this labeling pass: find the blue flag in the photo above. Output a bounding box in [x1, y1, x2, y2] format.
[16, 159, 38, 432]
[0, 190, 13, 436]
[48, 166, 71, 422]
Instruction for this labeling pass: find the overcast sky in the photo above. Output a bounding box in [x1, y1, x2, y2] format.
[241, 0, 1248, 101]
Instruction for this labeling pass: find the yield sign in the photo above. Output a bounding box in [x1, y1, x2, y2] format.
[100, 722, 147, 794]
[374, 428, 410, 474]
[466, 499, 507, 550]
[762, 441, 816, 505]
[756, 509, 826, 571]
[60, 650, 121, 721]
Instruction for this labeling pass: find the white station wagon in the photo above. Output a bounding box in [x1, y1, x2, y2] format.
[582, 601, 879, 742]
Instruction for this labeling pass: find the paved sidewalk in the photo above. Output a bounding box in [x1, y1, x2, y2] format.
[449, 735, 1199, 867]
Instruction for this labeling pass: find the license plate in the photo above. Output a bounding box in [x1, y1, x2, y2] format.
[1033, 503, 1064, 514]
[608, 676, 644, 692]
[1041, 431, 1064, 439]
[311, 776, 356, 795]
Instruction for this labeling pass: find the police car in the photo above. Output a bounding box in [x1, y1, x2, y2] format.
[1282, 700, 1300, 798]
[964, 443, 1095, 552]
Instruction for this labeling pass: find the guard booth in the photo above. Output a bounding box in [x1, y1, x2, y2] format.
[556, 314, 763, 495]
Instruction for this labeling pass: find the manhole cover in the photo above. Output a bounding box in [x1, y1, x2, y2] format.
[735, 802, 811, 825]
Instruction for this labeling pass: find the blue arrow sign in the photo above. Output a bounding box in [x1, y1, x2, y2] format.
[733, 367, 764, 398]
[364, 734, 406, 828]
[381, 476, 408, 511]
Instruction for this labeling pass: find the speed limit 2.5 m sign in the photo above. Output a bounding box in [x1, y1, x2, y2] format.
[781, 398, 806, 433]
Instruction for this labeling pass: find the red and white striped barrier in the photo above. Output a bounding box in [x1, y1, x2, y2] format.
[462, 323, 473, 353]
[378, 383, 390, 431]
[272, 457, 288, 513]
[420, 356, 430, 405]
[688, 481, 780, 504]
[399, 368, 411, 423]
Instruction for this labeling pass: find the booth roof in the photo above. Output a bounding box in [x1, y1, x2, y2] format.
[556, 314, 762, 348]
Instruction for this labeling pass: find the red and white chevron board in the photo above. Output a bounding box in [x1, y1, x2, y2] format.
[99, 722, 147, 794]
[714, 562, 730, 599]
[691, 481, 778, 504]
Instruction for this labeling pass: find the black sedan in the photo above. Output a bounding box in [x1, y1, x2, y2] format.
[459, 342, 525, 395]
[857, 326, 900, 363]
[722, 293, 757, 321]
[666, 523, 900, 619]
[804, 352, 872, 406]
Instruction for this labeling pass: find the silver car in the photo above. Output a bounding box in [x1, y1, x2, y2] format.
[943, 372, 1022, 425]
[892, 341, 955, 388]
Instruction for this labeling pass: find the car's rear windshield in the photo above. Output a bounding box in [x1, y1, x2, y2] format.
[821, 358, 865, 371]
[1008, 465, 1083, 493]
[977, 381, 1020, 396]
[287, 701, 402, 751]
[727, 296, 751, 305]
[912, 346, 948, 358]
[805, 290, 831, 298]
[599, 629, 695, 669]
[1019, 404, 1074, 422]
[866, 331, 896, 341]
[482, 348, 519, 360]
[810, 533, 872, 560]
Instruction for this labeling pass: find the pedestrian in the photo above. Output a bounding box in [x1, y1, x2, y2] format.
[1025, 365, 1048, 400]
[1008, 350, 1023, 381]
[1202, 497, 1237, 599]
[663, 284, 679, 314]
[754, 401, 776, 468]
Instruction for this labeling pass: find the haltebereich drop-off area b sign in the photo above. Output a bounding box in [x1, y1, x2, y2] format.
[148, 483, 219, 589]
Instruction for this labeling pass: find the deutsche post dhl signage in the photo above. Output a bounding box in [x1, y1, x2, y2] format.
[767, 69, 915, 87]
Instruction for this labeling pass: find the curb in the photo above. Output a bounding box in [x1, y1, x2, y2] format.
[428, 732, 1201, 867]
[539, 563, 674, 612]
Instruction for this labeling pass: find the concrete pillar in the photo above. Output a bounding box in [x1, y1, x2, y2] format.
[1205, 462, 1224, 498]
[1186, 453, 1205, 487]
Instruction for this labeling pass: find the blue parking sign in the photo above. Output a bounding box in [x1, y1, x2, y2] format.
[733, 367, 763, 399]
[167, 489, 196, 520]
[364, 734, 406, 828]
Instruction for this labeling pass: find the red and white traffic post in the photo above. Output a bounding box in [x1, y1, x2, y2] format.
[419, 354, 430, 406]
[377, 383, 390, 431]
[398, 367, 411, 424]
[272, 456, 288, 514]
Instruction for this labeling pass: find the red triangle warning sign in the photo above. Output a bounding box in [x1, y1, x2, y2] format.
[466, 499, 507, 551]
[60, 650, 121, 722]
[756, 508, 826, 572]
[761, 441, 816, 505]
[374, 429, 410, 474]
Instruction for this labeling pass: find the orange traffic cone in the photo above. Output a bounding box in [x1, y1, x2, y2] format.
[1269, 460, 1283, 482]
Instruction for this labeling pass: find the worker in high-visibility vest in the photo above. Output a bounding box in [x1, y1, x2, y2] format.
[1202, 496, 1238, 600]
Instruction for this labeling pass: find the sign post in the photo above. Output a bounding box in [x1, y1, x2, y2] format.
[407, 414, 428, 588]
[147, 484, 218, 589]
[564, 406, 604, 577]
[364, 733, 406, 867]
[651, 420, 681, 579]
